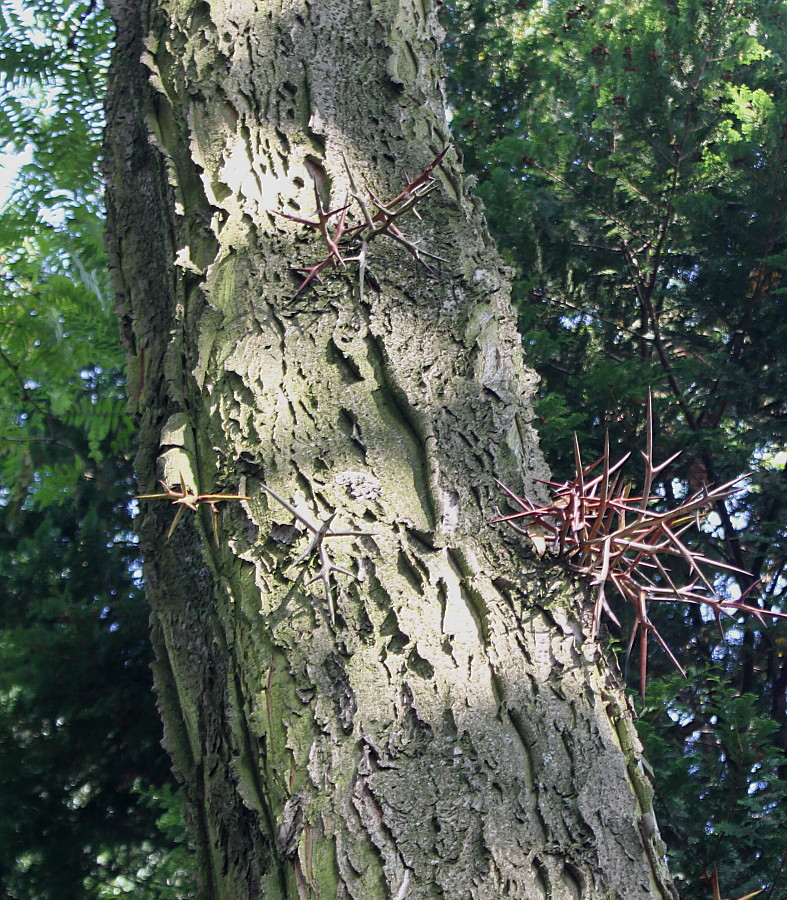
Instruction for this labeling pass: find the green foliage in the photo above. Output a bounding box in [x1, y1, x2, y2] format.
[445, 0, 787, 896]
[446, 0, 787, 471]
[0, 0, 107, 215]
[0, 476, 189, 900]
[637, 670, 787, 898]
[0, 0, 195, 896]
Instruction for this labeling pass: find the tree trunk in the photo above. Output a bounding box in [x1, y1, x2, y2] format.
[103, 1, 678, 897]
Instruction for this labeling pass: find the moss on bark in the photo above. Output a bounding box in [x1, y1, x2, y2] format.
[103, 0, 679, 897]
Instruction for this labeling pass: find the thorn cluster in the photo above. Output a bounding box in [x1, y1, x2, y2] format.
[136, 473, 249, 544]
[276, 148, 449, 300]
[494, 398, 786, 692]
[137, 475, 367, 621]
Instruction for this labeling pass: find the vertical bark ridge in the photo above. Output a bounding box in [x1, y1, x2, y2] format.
[103, 0, 679, 897]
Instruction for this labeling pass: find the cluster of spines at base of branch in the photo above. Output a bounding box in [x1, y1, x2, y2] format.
[276, 148, 449, 301]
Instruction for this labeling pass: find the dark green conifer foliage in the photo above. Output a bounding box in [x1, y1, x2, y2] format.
[445, 1, 787, 896]
[0, 0, 194, 895]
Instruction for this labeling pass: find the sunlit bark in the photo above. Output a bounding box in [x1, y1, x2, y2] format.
[103, 0, 677, 897]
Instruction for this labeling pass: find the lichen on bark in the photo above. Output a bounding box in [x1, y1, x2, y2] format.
[103, 0, 678, 897]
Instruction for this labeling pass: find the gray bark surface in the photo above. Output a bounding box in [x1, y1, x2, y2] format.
[103, 0, 678, 897]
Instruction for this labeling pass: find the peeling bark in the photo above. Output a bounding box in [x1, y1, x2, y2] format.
[103, 0, 678, 898]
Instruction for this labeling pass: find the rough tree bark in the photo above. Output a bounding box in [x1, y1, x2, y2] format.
[103, 0, 678, 898]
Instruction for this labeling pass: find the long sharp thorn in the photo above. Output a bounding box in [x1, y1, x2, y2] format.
[573, 433, 585, 495]
[640, 392, 655, 509]
[647, 449, 682, 476]
[289, 257, 332, 301]
[259, 483, 318, 532]
[167, 505, 186, 539]
[647, 621, 686, 678]
[494, 478, 537, 510]
[211, 503, 219, 545]
[639, 621, 648, 700]
[341, 152, 376, 230]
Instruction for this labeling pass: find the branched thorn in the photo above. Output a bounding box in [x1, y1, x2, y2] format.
[278, 148, 449, 300]
[259, 483, 368, 623]
[493, 397, 787, 694]
[136, 473, 250, 544]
